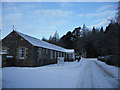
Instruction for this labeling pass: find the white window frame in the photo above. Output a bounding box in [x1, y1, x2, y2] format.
[54, 51, 56, 59]
[57, 52, 59, 58]
[59, 52, 61, 57]
[2, 47, 8, 54]
[18, 47, 26, 59]
[60, 52, 62, 57]
[52, 51, 55, 58]
[50, 50, 53, 59]
[65, 53, 67, 58]
[45, 49, 48, 54]
[38, 48, 42, 60]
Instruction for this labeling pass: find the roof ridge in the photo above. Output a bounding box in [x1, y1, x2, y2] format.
[15, 30, 41, 40]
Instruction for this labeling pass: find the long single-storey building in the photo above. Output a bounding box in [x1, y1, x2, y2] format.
[1, 30, 75, 67]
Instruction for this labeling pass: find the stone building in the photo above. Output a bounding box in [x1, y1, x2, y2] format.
[2, 30, 75, 67]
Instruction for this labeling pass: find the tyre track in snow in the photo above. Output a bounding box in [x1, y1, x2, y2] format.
[92, 60, 119, 80]
[76, 59, 118, 88]
[91, 61, 118, 88]
[76, 60, 96, 88]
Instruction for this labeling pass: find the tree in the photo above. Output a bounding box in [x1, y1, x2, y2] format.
[72, 27, 81, 40]
[47, 31, 60, 46]
[100, 27, 104, 33]
[92, 26, 96, 34]
[49, 31, 60, 43]
[59, 31, 73, 49]
[49, 35, 52, 41]
[42, 37, 47, 41]
[81, 24, 89, 37]
[52, 31, 59, 42]
[117, 1, 120, 24]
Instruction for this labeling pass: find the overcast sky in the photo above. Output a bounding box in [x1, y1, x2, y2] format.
[2, 2, 118, 39]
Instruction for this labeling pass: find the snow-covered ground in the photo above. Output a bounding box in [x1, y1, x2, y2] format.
[2, 58, 119, 88]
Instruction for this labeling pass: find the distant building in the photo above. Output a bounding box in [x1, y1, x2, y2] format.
[1, 30, 75, 67]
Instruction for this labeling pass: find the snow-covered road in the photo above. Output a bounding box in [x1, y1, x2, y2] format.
[77, 59, 119, 88]
[2, 58, 119, 88]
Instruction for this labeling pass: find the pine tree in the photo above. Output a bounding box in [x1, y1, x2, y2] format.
[49, 35, 52, 41]
[92, 26, 96, 34]
[52, 31, 59, 42]
[100, 27, 104, 33]
[59, 31, 73, 49]
[42, 37, 47, 41]
[81, 24, 89, 37]
[117, 1, 120, 24]
[81, 24, 85, 37]
[72, 27, 81, 39]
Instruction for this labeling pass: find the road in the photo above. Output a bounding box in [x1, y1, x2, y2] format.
[77, 58, 119, 88]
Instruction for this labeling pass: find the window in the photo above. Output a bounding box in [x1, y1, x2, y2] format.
[42, 48, 44, 52]
[54, 51, 56, 59]
[60, 52, 62, 57]
[20, 38, 23, 40]
[51, 50, 53, 59]
[45, 49, 48, 54]
[2, 47, 8, 54]
[63, 53, 65, 57]
[53, 51, 55, 58]
[61, 52, 63, 57]
[18, 47, 26, 59]
[67, 54, 69, 58]
[65, 53, 67, 58]
[56, 52, 58, 57]
[69, 54, 73, 58]
[57, 52, 59, 57]
[38, 48, 42, 60]
[42, 48, 45, 53]
[59, 52, 61, 57]
[66, 53, 68, 58]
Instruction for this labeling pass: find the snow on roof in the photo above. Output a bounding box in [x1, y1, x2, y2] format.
[65, 49, 74, 53]
[15, 31, 69, 52]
